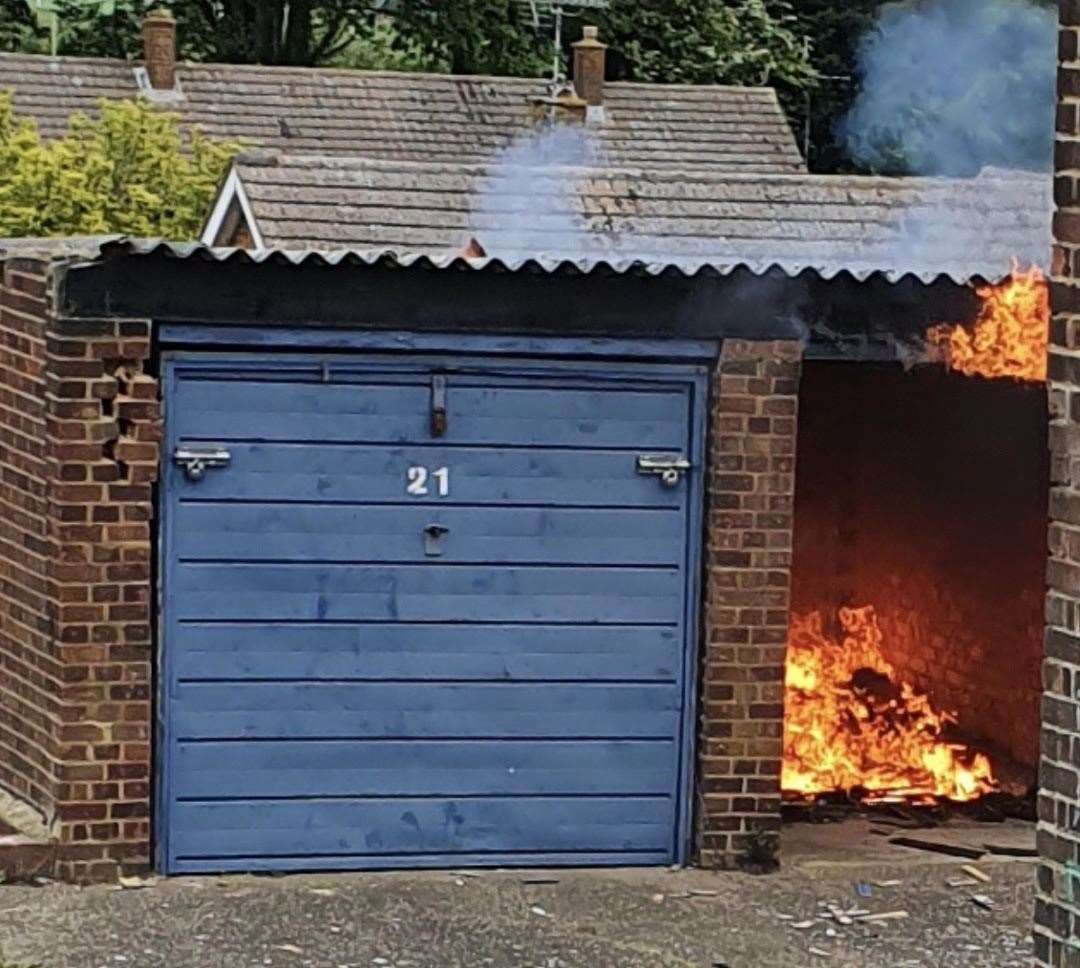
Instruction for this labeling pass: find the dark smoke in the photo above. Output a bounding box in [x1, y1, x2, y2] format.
[840, 0, 1056, 176]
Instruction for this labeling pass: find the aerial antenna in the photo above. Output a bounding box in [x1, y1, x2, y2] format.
[517, 0, 610, 87]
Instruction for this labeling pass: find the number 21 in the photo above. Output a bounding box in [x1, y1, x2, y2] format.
[406, 466, 450, 497]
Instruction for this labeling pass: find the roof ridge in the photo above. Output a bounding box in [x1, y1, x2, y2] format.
[0, 50, 787, 96]
[0, 51, 136, 68]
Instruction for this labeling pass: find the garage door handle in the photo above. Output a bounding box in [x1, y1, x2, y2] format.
[423, 524, 450, 557]
[174, 446, 231, 482]
[636, 453, 691, 487]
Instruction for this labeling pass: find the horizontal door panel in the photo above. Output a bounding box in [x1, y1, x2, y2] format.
[169, 850, 670, 872]
[171, 796, 675, 857]
[174, 379, 688, 449]
[174, 504, 685, 565]
[173, 563, 682, 623]
[173, 445, 683, 508]
[172, 739, 677, 798]
[172, 682, 682, 740]
[173, 624, 682, 682]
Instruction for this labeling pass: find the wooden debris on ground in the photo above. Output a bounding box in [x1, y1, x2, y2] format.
[860, 910, 910, 923]
[947, 877, 979, 888]
[982, 843, 1038, 857]
[888, 836, 984, 860]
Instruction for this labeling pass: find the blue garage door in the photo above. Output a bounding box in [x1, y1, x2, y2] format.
[159, 354, 706, 874]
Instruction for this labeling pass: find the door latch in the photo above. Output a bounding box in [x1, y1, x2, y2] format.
[431, 375, 447, 437]
[636, 452, 691, 487]
[423, 524, 450, 557]
[173, 445, 231, 482]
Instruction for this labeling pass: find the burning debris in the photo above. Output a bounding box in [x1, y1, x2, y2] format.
[782, 606, 996, 804]
[927, 262, 1049, 382]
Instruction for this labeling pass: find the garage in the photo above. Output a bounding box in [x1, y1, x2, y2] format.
[158, 352, 708, 873]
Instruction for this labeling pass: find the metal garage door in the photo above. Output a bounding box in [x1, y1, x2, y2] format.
[159, 354, 706, 874]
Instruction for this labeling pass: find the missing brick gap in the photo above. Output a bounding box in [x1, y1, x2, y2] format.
[102, 437, 130, 481]
[107, 360, 131, 395]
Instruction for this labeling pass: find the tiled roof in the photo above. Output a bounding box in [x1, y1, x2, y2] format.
[0, 53, 805, 172]
[225, 154, 1051, 284]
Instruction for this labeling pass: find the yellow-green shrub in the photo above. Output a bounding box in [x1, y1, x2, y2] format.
[0, 91, 237, 239]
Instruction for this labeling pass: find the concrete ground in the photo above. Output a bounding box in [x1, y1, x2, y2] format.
[0, 820, 1037, 968]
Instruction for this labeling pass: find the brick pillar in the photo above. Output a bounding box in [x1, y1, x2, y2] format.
[0, 258, 60, 828]
[0, 257, 160, 882]
[696, 339, 802, 869]
[1037, 3, 1080, 962]
[47, 317, 160, 882]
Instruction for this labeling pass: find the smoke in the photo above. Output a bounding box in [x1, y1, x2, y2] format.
[468, 121, 683, 263]
[840, 0, 1056, 176]
[468, 124, 604, 259]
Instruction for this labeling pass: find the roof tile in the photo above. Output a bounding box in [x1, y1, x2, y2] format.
[227, 154, 1051, 283]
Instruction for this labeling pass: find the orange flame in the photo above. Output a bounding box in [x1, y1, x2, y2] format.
[782, 606, 995, 803]
[926, 261, 1048, 382]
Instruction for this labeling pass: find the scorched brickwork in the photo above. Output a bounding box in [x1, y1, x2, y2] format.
[1037, 2, 1080, 962]
[0, 255, 159, 883]
[696, 339, 802, 868]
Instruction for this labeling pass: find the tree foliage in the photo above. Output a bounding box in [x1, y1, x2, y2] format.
[39, 0, 819, 91]
[592, 0, 816, 90]
[0, 0, 42, 53]
[784, 0, 883, 172]
[383, 0, 816, 90]
[0, 91, 237, 238]
[384, 1, 550, 76]
[50, 0, 376, 65]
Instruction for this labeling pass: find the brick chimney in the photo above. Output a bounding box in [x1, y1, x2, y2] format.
[142, 8, 177, 91]
[572, 26, 606, 111]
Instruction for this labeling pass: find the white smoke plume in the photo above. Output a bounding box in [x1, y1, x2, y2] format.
[840, 0, 1056, 177]
[468, 124, 604, 259]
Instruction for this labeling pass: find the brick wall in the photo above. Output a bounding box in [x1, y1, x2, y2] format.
[0, 258, 59, 827]
[696, 339, 802, 868]
[1037, 2, 1080, 961]
[0, 255, 160, 882]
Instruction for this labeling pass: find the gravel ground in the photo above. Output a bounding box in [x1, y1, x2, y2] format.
[0, 855, 1036, 968]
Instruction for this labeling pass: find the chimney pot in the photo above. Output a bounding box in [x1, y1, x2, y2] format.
[142, 8, 177, 91]
[572, 25, 606, 110]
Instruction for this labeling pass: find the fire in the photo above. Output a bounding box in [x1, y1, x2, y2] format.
[782, 606, 995, 803]
[926, 261, 1048, 382]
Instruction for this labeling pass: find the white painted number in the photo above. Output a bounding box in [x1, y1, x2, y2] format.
[406, 466, 450, 497]
[406, 466, 428, 495]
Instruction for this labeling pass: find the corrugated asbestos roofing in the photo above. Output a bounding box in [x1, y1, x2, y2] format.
[0, 52, 805, 173]
[0, 231, 1041, 288]
[225, 154, 1052, 284]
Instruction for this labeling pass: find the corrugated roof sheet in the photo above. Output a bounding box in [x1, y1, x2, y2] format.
[226, 154, 1051, 284]
[2, 235, 1019, 287]
[0, 53, 805, 173]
